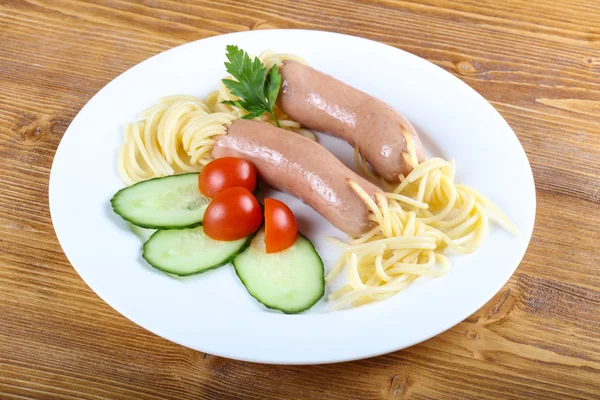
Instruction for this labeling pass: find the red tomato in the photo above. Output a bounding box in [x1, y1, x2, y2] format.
[199, 157, 257, 198]
[203, 187, 263, 241]
[264, 198, 299, 253]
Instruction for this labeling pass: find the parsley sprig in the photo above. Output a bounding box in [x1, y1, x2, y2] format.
[221, 45, 282, 127]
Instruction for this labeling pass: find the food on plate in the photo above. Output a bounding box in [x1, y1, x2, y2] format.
[221, 45, 283, 126]
[111, 157, 323, 312]
[264, 198, 298, 254]
[143, 225, 252, 276]
[326, 154, 519, 309]
[111, 173, 209, 229]
[112, 45, 519, 312]
[198, 157, 257, 198]
[212, 119, 382, 237]
[203, 186, 263, 241]
[233, 228, 324, 314]
[116, 48, 314, 186]
[278, 60, 425, 181]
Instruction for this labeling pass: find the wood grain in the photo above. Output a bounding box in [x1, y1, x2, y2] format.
[1, 0, 599, 398]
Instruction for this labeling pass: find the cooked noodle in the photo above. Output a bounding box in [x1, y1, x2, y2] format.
[117, 51, 315, 185]
[326, 150, 519, 310]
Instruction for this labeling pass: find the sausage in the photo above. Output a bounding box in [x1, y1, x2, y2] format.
[212, 119, 382, 237]
[277, 60, 426, 182]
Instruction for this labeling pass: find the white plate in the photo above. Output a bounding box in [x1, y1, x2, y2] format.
[49, 30, 535, 364]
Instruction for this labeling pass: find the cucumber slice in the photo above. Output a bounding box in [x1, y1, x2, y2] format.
[143, 226, 251, 276]
[111, 173, 209, 229]
[129, 223, 156, 242]
[233, 229, 325, 314]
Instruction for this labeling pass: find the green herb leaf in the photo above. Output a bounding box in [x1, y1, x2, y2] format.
[265, 65, 281, 111]
[221, 45, 281, 127]
[240, 110, 266, 120]
[221, 99, 245, 109]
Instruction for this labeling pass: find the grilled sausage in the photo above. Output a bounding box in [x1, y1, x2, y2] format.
[278, 60, 425, 181]
[212, 119, 382, 237]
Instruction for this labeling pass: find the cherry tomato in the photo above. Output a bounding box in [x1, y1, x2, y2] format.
[199, 157, 257, 198]
[264, 198, 299, 253]
[203, 187, 262, 241]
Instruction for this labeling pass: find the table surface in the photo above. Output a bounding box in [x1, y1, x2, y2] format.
[1, 0, 599, 399]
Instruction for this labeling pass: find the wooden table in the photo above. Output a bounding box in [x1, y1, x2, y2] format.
[1, 0, 599, 398]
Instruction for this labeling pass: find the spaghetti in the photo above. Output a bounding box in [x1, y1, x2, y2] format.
[117, 51, 315, 185]
[326, 150, 519, 310]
